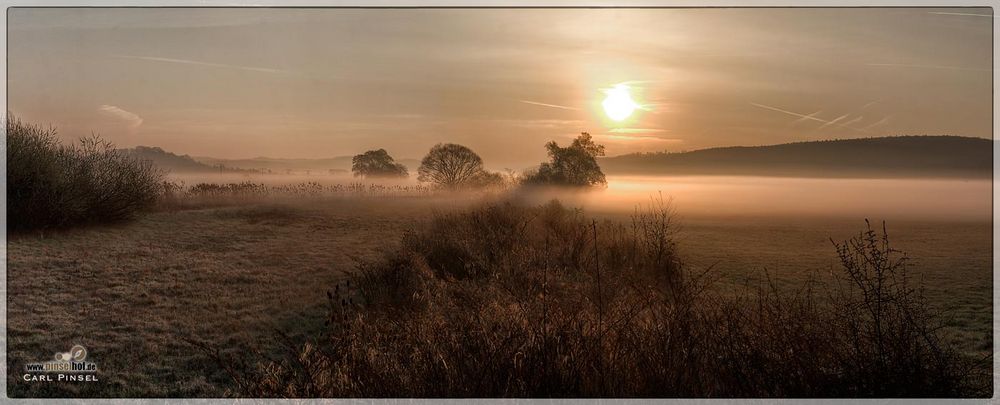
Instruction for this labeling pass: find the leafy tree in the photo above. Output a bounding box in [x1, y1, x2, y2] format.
[417, 143, 492, 188]
[524, 132, 607, 187]
[351, 149, 408, 179]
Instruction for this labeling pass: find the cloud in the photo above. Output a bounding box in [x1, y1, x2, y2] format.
[518, 100, 580, 111]
[99, 105, 143, 129]
[113, 54, 291, 74]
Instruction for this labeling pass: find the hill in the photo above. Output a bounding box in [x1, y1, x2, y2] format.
[123, 146, 422, 175]
[123, 146, 220, 173]
[599, 136, 992, 178]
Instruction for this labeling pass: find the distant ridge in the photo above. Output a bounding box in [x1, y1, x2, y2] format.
[122, 147, 422, 174]
[123, 146, 218, 173]
[194, 155, 420, 173]
[599, 136, 992, 178]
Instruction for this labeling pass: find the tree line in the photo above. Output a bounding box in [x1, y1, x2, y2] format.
[351, 132, 608, 189]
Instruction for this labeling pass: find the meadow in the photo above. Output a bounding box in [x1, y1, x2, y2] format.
[6, 173, 992, 397]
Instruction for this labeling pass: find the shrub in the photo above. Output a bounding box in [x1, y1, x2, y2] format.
[208, 201, 989, 397]
[7, 115, 163, 230]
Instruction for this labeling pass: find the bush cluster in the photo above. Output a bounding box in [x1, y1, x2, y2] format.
[7, 115, 163, 230]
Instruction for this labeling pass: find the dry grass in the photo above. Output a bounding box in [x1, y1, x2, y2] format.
[6, 192, 992, 397]
[669, 216, 993, 358]
[5, 197, 471, 397]
[209, 199, 990, 398]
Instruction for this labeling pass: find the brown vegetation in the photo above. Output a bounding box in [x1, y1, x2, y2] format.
[207, 199, 991, 398]
[7, 115, 163, 230]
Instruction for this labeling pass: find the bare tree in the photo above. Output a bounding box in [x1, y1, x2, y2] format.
[417, 143, 487, 188]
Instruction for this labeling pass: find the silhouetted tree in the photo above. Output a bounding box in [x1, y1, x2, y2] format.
[417, 143, 492, 188]
[351, 149, 408, 179]
[470, 170, 505, 188]
[523, 132, 607, 187]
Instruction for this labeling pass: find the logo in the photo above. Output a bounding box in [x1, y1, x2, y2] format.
[23, 344, 99, 382]
[55, 345, 88, 362]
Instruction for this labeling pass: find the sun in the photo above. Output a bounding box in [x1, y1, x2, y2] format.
[602, 84, 639, 122]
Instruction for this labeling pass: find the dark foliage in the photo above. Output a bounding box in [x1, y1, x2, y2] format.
[417, 143, 498, 189]
[351, 149, 408, 179]
[7, 115, 164, 230]
[523, 132, 607, 187]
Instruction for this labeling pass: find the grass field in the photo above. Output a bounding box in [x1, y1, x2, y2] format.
[6, 197, 471, 397]
[6, 191, 992, 397]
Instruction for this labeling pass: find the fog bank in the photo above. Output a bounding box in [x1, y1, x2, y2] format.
[517, 176, 991, 222]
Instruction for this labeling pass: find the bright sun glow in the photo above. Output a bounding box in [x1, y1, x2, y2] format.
[602, 84, 640, 122]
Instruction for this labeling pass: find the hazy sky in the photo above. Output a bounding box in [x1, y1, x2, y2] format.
[8, 8, 993, 169]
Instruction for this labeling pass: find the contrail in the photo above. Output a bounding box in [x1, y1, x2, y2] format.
[518, 100, 580, 111]
[860, 116, 890, 131]
[750, 102, 867, 133]
[98, 105, 143, 130]
[819, 113, 849, 129]
[114, 55, 291, 74]
[866, 63, 992, 72]
[842, 116, 864, 127]
[610, 128, 670, 134]
[750, 103, 826, 123]
[794, 110, 824, 124]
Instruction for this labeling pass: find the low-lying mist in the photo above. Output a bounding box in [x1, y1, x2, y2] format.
[516, 175, 992, 222]
[166, 172, 990, 222]
[166, 172, 419, 187]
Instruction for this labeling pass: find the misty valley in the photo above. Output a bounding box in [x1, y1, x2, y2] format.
[6, 6, 994, 400]
[6, 135, 992, 397]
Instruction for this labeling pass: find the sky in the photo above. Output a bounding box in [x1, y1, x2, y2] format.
[7, 7, 993, 169]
